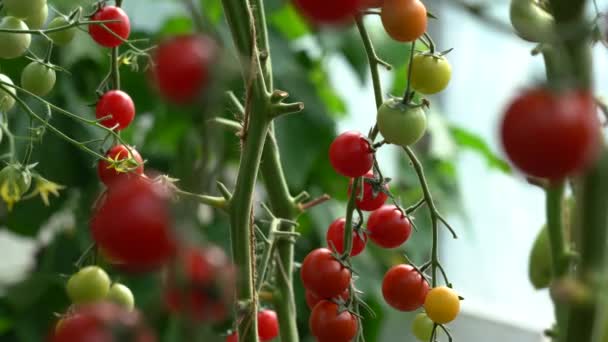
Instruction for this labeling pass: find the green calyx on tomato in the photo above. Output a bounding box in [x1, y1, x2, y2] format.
[21, 61, 57, 97]
[410, 52, 452, 95]
[48, 17, 77, 46]
[0, 17, 32, 59]
[66, 266, 111, 304]
[377, 97, 427, 147]
[510, 0, 554, 43]
[0, 74, 17, 113]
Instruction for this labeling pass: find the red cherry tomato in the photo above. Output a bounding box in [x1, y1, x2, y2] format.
[305, 289, 349, 310]
[367, 205, 412, 248]
[91, 177, 176, 270]
[88, 6, 130, 47]
[292, 0, 360, 25]
[501, 88, 600, 180]
[361, 0, 383, 7]
[329, 131, 374, 178]
[225, 332, 238, 342]
[381, 0, 427, 42]
[96, 90, 135, 131]
[300, 248, 351, 298]
[151, 35, 216, 104]
[52, 302, 155, 342]
[164, 246, 236, 323]
[348, 171, 388, 211]
[257, 309, 279, 341]
[97, 145, 144, 187]
[326, 218, 367, 256]
[309, 300, 358, 342]
[382, 264, 429, 311]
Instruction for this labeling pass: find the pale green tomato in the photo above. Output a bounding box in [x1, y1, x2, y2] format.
[22, 4, 48, 30]
[412, 313, 435, 341]
[0, 17, 32, 59]
[0, 74, 17, 113]
[3, 0, 47, 19]
[107, 283, 135, 311]
[47, 17, 76, 46]
[510, 0, 554, 43]
[529, 224, 552, 289]
[377, 98, 427, 146]
[21, 61, 56, 96]
[66, 266, 111, 304]
[410, 53, 452, 95]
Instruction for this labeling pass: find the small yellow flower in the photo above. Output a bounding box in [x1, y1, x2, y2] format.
[0, 164, 31, 211]
[0, 180, 22, 211]
[31, 175, 65, 206]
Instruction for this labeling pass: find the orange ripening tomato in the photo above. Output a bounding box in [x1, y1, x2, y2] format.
[381, 0, 427, 42]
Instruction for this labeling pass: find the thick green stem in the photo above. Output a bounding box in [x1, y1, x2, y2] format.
[546, 182, 568, 336]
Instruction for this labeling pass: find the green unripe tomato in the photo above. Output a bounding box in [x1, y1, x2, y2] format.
[377, 98, 427, 146]
[529, 224, 552, 289]
[47, 17, 76, 46]
[0, 164, 31, 196]
[0, 17, 32, 59]
[3, 0, 46, 18]
[21, 61, 56, 96]
[66, 266, 111, 304]
[410, 53, 452, 95]
[0, 74, 17, 113]
[510, 0, 554, 43]
[22, 4, 48, 30]
[412, 313, 435, 341]
[107, 283, 135, 311]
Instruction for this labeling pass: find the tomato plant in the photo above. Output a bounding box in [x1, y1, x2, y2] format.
[89, 6, 130, 47]
[66, 266, 111, 304]
[377, 98, 427, 147]
[348, 171, 389, 211]
[300, 248, 351, 298]
[309, 300, 358, 342]
[381, 0, 427, 42]
[0, 16, 32, 59]
[382, 264, 429, 311]
[410, 53, 452, 95]
[21, 61, 56, 96]
[326, 217, 367, 256]
[97, 145, 144, 187]
[329, 131, 374, 178]
[424, 286, 460, 324]
[500, 88, 600, 179]
[95, 90, 135, 131]
[367, 205, 413, 248]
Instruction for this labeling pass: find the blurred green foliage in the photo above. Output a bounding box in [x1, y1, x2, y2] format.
[0, 0, 508, 341]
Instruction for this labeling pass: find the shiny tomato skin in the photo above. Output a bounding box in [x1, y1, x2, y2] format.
[367, 205, 412, 248]
[329, 131, 374, 178]
[96, 90, 135, 131]
[424, 286, 461, 324]
[326, 218, 367, 256]
[90, 177, 176, 271]
[382, 264, 429, 311]
[97, 145, 144, 187]
[305, 289, 349, 310]
[151, 35, 216, 104]
[309, 300, 358, 342]
[89, 6, 130, 47]
[300, 248, 351, 298]
[293, 0, 360, 25]
[348, 171, 389, 211]
[381, 0, 427, 42]
[500, 89, 600, 180]
[257, 309, 279, 341]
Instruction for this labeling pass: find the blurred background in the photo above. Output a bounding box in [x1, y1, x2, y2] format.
[1, 0, 607, 341]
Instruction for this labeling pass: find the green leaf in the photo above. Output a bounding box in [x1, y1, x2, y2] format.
[449, 126, 511, 173]
[201, 0, 223, 24]
[269, 5, 310, 40]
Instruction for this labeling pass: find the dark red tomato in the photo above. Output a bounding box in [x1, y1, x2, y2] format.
[89, 6, 130, 47]
[91, 177, 176, 271]
[329, 131, 374, 178]
[367, 205, 412, 248]
[151, 35, 216, 104]
[225, 332, 238, 342]
[300, 248, 351, 298]
[309, 301, 358, 342]
[163, 246, 236, 323]
[257, 309, 279, 341]
[326, 218, 367, 256]
[348, 171, 388, 211]
[52, 302, 155, 342]
[97, 145, 144, 187]
[305, 289, 349, 310]
[361, 0, 383, 7]
[501, 88, 600, 180]
[96, 90, 135, 131]
[382, 264, 429, 311]
[293, 0, 360, 25]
